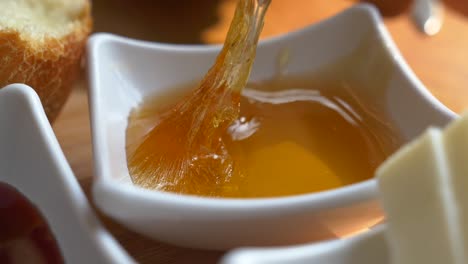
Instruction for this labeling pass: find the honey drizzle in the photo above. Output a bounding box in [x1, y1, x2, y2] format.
[127, 0, 271, 194]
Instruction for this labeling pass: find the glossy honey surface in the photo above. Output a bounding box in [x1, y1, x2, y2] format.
[127, 73, 403, 198]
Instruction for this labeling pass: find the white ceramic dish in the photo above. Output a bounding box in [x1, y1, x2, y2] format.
[222, 225, 389, 264]
[0, 84, 134, 264]
[222, 113, 468, 264]
[87, 4, 455, 250]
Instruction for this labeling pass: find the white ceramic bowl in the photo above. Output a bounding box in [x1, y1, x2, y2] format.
[222, 225, 389, 264]
[87, 4, 455, 250]
[0, 84, 134, 264]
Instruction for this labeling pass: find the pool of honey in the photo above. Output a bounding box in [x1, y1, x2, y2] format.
[126, 75, 403, 198]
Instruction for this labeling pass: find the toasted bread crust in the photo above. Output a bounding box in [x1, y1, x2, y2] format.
[0, 2, 92, 122]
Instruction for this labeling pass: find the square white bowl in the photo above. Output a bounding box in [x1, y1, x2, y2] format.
[0, 84, 134, 264]
[87, 4, 454, 249]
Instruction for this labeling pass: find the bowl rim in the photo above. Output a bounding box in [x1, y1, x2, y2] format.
[87, 3, 456, 211]
[0, 84, 135, 264]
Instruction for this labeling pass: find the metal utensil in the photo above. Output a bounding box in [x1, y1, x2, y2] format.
[411, 0, 445, 36]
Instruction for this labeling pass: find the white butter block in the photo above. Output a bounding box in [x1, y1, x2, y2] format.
[376, 129, 458, 264]
[376, 114, 468, 264]
[442, 114, 468, 263]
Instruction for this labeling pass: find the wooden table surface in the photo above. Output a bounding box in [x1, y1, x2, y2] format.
[52, 1, 468, 263]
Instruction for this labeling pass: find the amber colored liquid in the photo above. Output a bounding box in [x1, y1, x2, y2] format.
[126, 75, 404, 198]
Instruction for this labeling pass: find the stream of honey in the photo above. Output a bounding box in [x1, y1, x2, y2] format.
[126, 0, 273, 196]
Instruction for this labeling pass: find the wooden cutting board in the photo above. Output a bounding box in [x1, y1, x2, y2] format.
[52, 1, 468, 263]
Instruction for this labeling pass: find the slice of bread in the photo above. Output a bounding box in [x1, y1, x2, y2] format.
[0, 0, 92, 121]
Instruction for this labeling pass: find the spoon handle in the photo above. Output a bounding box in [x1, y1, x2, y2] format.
[411, 0, 444, 36]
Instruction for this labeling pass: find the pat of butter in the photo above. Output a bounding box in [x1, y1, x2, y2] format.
[377, 114, 468, 264]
